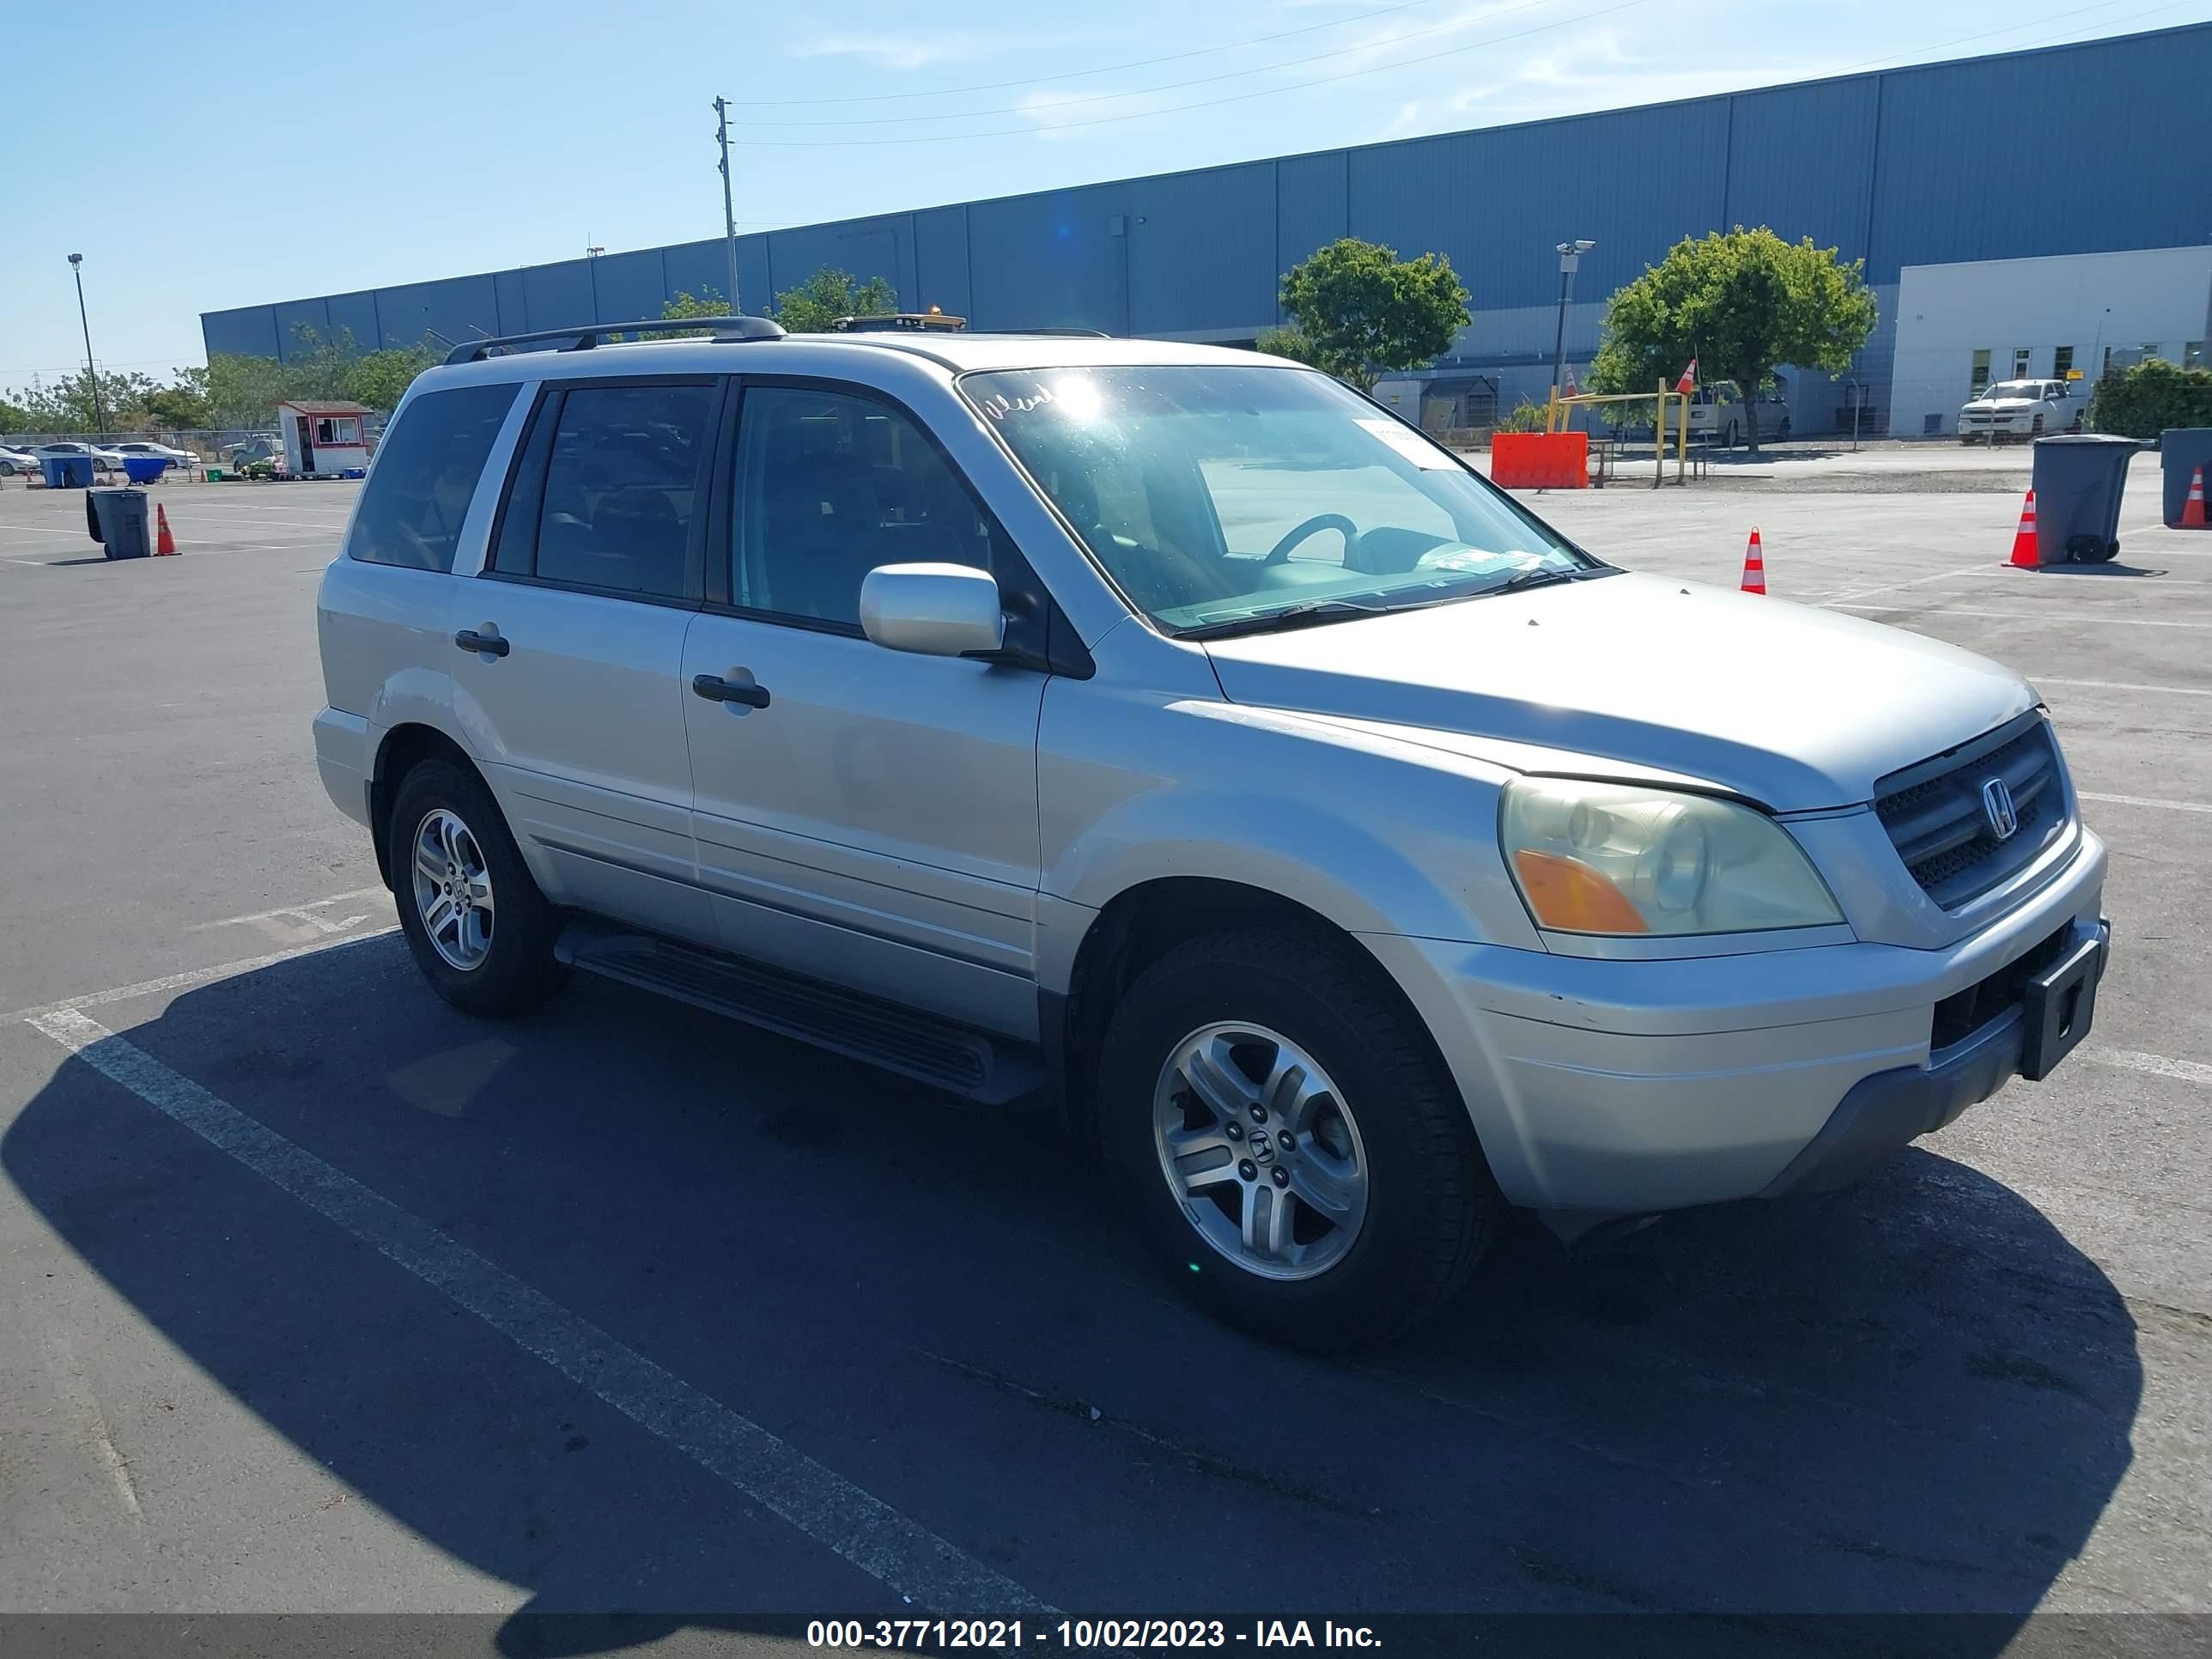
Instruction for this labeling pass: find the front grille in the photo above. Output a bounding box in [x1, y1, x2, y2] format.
[1874, 714, 2068, 908]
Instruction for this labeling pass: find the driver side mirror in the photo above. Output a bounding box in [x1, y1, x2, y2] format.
[859, 563, 1006, 659]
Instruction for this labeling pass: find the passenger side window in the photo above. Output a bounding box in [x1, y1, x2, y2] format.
[346, 383, 517, 573]
[526, 382, 717, 599]
[732, 386, 994, 627]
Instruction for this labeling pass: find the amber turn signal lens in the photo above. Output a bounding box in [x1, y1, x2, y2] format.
[1511, 849, 1649, 934]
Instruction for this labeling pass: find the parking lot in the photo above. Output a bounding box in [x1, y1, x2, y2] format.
[1, 456, 2207, 1644]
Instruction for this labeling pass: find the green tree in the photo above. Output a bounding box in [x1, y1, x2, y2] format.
[1254, 325, 1325, 368]
[772, 267, 899, 333]
[204, 353, 295, 428]
[653, 288, 731, 340]
[0, 393, 33, 433]
[1589, 227, 1876, 453]
[137, 369, 214, 429]
[2087, 356, 2212, 440]
[1276, 238, 1470, 392]
[344, 343, 438, 413]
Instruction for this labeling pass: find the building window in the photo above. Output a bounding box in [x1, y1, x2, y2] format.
[2053, 345, 2074, 381]
[313, 416, 360, 446]
[2013, 348, 2031, 378]
[1971, 350, 1990, 393]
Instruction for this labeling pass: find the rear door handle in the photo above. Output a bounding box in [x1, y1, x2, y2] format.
[692, 672, 770, 709]
[454, 629, 509, 658]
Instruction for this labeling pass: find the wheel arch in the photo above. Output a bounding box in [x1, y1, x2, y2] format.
[1048, 876, 1455, 1152]
[368, 722, 485, 892]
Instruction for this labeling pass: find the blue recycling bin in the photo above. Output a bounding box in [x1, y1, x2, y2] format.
[121, 455, 171, 483]
[41, 455, 95, 489]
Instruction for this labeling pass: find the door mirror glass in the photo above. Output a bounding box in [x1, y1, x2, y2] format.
[860, 563, 1006, 658]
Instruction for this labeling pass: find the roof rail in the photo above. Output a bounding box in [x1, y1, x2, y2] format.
[442, 315, 784, 366]
[966, 327, 1112, 338]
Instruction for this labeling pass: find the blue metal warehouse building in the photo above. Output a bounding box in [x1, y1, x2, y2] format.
[202, 23, 2212, 434]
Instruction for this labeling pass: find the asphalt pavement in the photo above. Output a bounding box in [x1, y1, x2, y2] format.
[0, 458, 2206, 1651]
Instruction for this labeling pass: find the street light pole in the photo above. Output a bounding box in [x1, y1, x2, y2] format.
[1550, 239, 1595, 405]
[68, 253, 107, 436]
[713, 97, 742, 314]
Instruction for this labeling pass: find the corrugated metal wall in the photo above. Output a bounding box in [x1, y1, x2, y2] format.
[204, 22, 2212, 393]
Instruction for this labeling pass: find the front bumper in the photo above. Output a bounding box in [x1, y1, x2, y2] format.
[1363, 830, 2107, 1212]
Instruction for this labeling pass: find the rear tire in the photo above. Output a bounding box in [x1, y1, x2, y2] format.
[1099, 929, 1499, 1352]
[389, 758, 568, 1018]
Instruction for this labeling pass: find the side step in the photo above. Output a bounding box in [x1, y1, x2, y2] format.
[555, 925, 1044, 1105]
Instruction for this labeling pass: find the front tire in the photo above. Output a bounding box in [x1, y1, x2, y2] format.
[390, 758, 568, 1017]
[1099, 929, 1499, 1352]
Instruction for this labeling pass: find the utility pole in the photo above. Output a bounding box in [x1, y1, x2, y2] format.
[68, 252, 107, 436]
[713, 97, 741, 314]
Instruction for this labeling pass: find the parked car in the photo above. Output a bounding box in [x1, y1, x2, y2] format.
[315, 328, 2110, 1351]
[0, 444, 39, 477]
[33, 441, 119, 476]
[108, 440, 197, 464]
[1684, 378, 1791, 447]
[1959, 379, 2081, 443]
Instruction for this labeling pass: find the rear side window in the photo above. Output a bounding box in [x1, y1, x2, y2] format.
[525, 382, 718, 599]
[346, 384, 517, 572]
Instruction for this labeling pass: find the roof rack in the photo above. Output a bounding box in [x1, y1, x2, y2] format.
[442, 315, 784, 366]
[966, 327, 1112, 338]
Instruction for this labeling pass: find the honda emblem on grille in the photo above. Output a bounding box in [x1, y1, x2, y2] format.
[1981, 776, 2019, 841]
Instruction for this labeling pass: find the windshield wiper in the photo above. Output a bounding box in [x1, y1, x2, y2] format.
[1176, 599, 1390, 641]
[1482, 564, 1583, 596]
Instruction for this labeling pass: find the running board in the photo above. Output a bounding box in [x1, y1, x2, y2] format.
[555, 926, 1043, 1105]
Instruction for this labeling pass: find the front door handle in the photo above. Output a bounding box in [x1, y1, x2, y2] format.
[454, 629, 510, 658]
[692, 672, 770, 709]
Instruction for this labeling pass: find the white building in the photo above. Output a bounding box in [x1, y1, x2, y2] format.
[276, 399, 371, 477]
[1888, 246, 2212, 437]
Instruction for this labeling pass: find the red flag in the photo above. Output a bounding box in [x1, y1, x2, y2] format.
[1675, 358, 1698, 395]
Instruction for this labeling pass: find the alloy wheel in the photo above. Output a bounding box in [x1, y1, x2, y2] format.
[1152, 1021, 1370, 1281]
[410, 807, 495, 971]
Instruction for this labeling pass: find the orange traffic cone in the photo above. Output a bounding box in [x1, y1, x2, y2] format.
[155, 503, 177, 556]
[2008, 489, 2039, 568]
[1740, 527, 1766, 594]
[2183, 464, 2208, 529]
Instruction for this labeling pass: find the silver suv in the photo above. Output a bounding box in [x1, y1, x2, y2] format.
[313, 319, 2110, 1350]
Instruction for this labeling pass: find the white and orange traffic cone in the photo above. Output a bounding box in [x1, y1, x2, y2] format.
[1739, 527, 1766, 594]
[2183, 464, 2208, 530]
[155, 502, 178, 556]
[2008, 489, 2040, 568]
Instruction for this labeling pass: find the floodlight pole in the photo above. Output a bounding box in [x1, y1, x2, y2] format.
[69, 253, 107, 436]
[1550, 240, 1595, 405]
[714, 97, 742, 313]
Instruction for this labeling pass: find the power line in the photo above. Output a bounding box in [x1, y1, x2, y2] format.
[738, 0, 1565, 127]
[748, 0, 1443, 106]
[738, 0, 1656, 148]
[1832, 0, 2172, 74]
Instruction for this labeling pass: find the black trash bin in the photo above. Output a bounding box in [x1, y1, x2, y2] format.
[2161, 428, 2212, 527]
[2030, 434, 2142, 564]
[87, 487, 152, 560]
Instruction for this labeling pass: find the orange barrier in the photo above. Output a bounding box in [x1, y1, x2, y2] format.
[1491, 431, 1589, 489]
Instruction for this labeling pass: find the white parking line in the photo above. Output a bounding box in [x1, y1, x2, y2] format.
[25, 1003, 1054, 1614]
[1816, 564, 1987, 605]
[1830, 602, 2212, 629]
[9, 929, 399, 1022]
[2035, 677, 2212, 698]
[2089, 1048, 2212, 1088]
[2079, 791, 2212, 815]
[189, 887, 388, 945]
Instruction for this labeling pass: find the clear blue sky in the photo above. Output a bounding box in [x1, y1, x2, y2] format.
[7, 0, 2206, 387]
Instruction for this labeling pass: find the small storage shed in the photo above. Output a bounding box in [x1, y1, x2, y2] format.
[277, 399, 371, 477]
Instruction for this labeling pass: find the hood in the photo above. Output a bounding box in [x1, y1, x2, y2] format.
[1964, 397, 2036, 412]
[1201, 572, 2036, 811]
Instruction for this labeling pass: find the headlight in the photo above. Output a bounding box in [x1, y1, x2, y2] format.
[1500, 778, 1843, 937]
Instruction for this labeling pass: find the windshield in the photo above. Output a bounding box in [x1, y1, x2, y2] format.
[1981, 381, 2044, 401]
[962, 364, 1595, 635]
